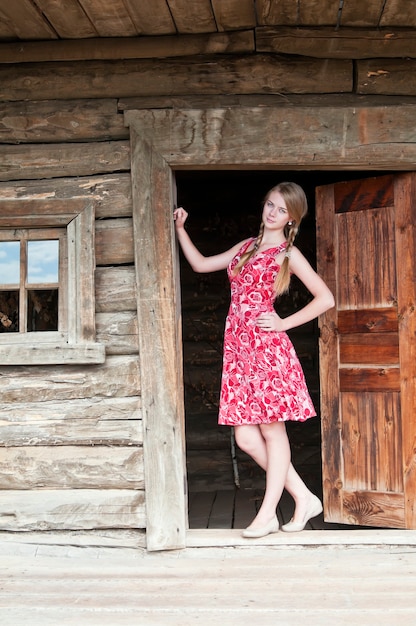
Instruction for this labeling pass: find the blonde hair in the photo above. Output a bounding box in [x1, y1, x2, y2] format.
[234, 182, 308, 296]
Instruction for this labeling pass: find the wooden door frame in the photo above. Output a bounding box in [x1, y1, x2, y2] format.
[125, 100, 416, 550]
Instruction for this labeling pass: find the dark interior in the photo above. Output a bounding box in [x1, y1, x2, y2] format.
[176, 169, 385, 527]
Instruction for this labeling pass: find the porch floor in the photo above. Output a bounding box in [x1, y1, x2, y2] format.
[2, 531, 416, 625]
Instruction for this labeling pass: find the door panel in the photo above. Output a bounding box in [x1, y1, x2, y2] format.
[316, 173, 416, 528]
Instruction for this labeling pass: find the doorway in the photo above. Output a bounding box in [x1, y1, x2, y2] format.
[176, 169, 387, 530]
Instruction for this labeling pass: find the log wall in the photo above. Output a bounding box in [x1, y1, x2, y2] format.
[0, 96, 144, 536]
[1, 36, 416, 543]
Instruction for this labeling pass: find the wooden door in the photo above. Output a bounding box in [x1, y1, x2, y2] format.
[316, 173, 416, 529]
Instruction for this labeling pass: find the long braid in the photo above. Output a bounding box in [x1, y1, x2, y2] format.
[274, 222, 298, 295]
[233, 222, 264, 274]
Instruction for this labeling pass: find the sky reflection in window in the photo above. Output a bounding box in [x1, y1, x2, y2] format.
[0, 241, 20, 284]
[27, 240, 59, 284]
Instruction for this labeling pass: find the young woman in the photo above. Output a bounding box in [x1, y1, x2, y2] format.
[174, 181, 334, 537]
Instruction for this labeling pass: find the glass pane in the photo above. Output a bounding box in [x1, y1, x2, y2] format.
[27, 240, 59, 284]
[0, 241, 20, 285]
[0, 290, 19, 332]
[27, 289, 58, 332]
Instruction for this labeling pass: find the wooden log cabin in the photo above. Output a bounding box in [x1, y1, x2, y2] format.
[0, 0, 415, 552]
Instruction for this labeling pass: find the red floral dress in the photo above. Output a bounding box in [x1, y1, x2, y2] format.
[218, 238, 316, 426]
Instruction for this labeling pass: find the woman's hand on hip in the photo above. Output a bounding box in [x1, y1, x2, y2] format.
[256, 311, 285, 332]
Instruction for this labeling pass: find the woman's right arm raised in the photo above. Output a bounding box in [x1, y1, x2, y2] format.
[173, 207, 246, 274]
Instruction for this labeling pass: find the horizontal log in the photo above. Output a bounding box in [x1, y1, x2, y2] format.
[0, 98, 128, 144]
[0, 355, 140, 403]
[0, 343, 106, 366]
[337, 308, 398, 333]
[0, 174, 132, 219]
[358, 58, 416, 95]
[0, 446, 144, 490]
[339, 367, 400, 391]
[96, 312, 139, 355]
[339, 333, 399, 364]
[125, 105, 416, 169]
[0, 396, 142, 447]
[0, 140, 130, 182]
[0, 489, 145, 531]
[0, 55, 352, 102]
[0, 31, 254, 63]
[95, 267, 137, 313]
[256, 27, 416, 59]
[95, 218, 134, 266]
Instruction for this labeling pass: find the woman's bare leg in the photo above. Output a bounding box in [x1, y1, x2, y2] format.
[234, 423, 319, 526]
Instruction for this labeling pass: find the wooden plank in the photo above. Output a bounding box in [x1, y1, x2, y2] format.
[315, 183, 343, 524]
[95, 218, 134, 266]
[76, 0, 137, 37]
[0, 489, 145, 530]
[394, 173, 416, 528]
[188, 491, 215, 528]
[256, 0, 299, 25]
[299, 0, 340, 25]
[339, 367, 400, 391]
[124, 104, 416, 169]
[0, 99, 128, 143]
[32, 0, 97, 38]
[0, 31, 254, 63]
[0, 343, 106, 366]
[343, 491, 405, 528]
[337, 308, 398, 333]
[124, 0, 175, 35]
[341, 392, 403, 493]
[167, 0, 217, 34]
[334, 175, 394, 213]
[339, 333, 399, 364]
[340, 0, 386, 27]
[0, 396, 142, 446]
[380, 0, 416, 27]
[0, 140, 130, 181]
[129, 126, 187, 550]
[256, 26, 416, 58]
[358, 58, 416, 95]
[336, 207, 396, 308]
[0, 174, 132, 220]
[0, 56, 352, 102]
[233, 487, 258, 529]
[0, 355, 140, 403]
[0, 0, 57, 39]
[96, 311, 139, 355]
[0, 446, 144, 489]
[209, 490, 234, 529]
[211, 0, 256, 31]
[95, 267, 137, 312]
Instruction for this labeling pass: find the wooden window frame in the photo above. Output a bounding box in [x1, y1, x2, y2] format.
[0, 198, 105, 365]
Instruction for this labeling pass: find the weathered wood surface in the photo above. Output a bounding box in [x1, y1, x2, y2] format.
[0, 446, 143, 489]
[95, 218, 134, 266]
[0, 98, 128, 143]
[0, 397, 142, 446]
[0, 489, 145, 530]
[0, 140, 130, 181]
[358, 58, 416, 95]
[0, 31, 254, 63]
[95, 267, 137, 312]
[0, 56, 352, 102]
[257, 27, 416, 58]
[0, 355, 140, 403]
[1, 537, 416, 625]
[96, 312, 139, 354]
[0, 174, 132, 219]
[130, 127, 187, 551]
[125, 104, 416, 169]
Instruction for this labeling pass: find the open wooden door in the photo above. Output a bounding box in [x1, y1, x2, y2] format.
[316, 173, 416, 529]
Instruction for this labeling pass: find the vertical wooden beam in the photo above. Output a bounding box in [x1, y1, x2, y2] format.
[128, 124, 187, 551]
[394, 173, 416, 529]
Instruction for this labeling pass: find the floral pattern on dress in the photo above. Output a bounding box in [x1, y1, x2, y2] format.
[218, 238, 316, 426]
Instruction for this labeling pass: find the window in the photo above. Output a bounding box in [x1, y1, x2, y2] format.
[0, 199, 105, 365]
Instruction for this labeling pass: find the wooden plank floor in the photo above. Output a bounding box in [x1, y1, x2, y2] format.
[2, 533, 416, 625]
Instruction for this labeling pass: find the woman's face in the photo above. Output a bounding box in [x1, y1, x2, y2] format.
[262, 190, 292, 230]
